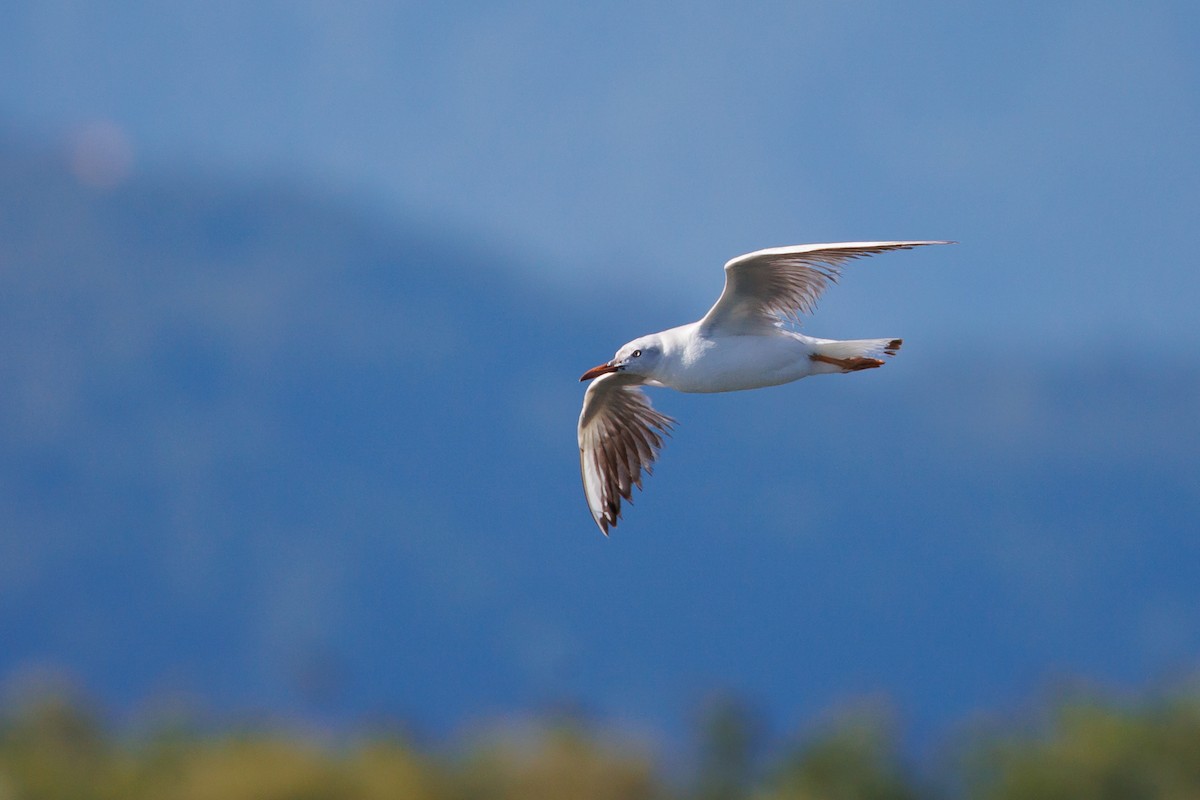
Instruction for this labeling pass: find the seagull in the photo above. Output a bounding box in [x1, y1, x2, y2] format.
[578, 240, 952, 534]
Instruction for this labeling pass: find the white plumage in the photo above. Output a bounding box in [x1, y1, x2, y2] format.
[578, 240, 952, 534]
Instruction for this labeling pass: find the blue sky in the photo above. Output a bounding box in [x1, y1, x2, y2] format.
[2, 1, 1197, 349]
[1, 1, 1199, 747]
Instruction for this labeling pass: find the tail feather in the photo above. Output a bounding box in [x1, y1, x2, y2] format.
[809, 338, 902, 372]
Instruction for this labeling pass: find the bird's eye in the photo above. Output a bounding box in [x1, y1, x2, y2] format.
[632, 349, 642, 358]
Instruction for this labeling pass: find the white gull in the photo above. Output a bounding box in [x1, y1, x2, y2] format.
[577, 240, 952, 534]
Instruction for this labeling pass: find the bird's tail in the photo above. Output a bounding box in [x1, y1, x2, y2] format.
[809, 338, 902, 373]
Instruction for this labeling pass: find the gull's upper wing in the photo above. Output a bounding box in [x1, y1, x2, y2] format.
[578, 371, 675, 534]
[698, 241, 953, 335]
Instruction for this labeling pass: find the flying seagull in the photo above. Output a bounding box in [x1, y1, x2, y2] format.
[578, 240, 952, 534]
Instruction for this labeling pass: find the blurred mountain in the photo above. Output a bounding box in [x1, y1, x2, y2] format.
[0, 131, 1197, 747]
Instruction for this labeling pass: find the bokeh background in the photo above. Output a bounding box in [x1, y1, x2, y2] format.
[1, 1, 1199, 795]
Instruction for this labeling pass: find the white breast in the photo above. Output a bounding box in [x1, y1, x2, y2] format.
[661, 327, 816, 393]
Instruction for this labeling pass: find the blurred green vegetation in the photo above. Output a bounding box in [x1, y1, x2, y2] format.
[961, 690, 1200, 800]
[3, 684, 1200, 800]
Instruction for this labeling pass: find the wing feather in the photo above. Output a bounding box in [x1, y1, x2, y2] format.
[578, 372, 675, 534]
[698, 241, 953, 335]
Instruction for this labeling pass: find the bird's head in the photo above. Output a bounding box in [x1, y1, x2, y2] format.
[580, 336, 664, 381]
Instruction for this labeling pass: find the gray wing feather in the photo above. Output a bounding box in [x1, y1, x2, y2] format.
[698, 241, 952, 335]
[578, 372, 675, 534]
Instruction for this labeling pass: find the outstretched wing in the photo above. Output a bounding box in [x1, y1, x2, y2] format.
[578, 372, 675, 534]
[698, 241, 953, 335]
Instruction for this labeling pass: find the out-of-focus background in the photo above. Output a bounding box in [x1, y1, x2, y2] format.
[2, 1, 1198, 796]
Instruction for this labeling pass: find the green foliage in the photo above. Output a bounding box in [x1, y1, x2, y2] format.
[4, 685, 1200, 800]
[456, 721, 665, 800]
[693, 694, 763, 800]
[0, 692, 121, 800]
[962, 691, 1200, 800]
[0, 693, 450, 800]
[757, 708, 918, 800]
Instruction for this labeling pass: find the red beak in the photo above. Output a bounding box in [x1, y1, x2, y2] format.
[580, 363, 620, 381]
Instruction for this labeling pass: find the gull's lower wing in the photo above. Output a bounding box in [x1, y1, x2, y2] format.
[578, 372, 675, 534]
[698, 241, 953, 336]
